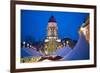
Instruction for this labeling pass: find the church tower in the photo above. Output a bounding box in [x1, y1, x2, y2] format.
[47, 16, 58, 39]
[45, 16, 61, 55]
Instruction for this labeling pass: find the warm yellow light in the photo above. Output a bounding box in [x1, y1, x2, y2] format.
[80, 27, 84, 31]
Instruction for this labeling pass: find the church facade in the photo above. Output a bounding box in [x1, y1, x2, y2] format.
[45, 16, 61, 55]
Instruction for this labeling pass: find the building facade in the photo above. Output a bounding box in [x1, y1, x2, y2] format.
[45, 16, 61, 55]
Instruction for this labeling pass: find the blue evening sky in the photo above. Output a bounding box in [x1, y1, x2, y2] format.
[21, 10, 89, 42]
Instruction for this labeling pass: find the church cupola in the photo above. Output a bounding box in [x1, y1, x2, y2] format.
[48, 16, 56, 22]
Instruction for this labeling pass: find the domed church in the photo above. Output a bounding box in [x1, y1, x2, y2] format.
[45, 16, 61, 55]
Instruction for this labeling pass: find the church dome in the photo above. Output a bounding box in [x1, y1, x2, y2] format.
[48, 16, 57, 27]
[48, 16, 56, 22]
